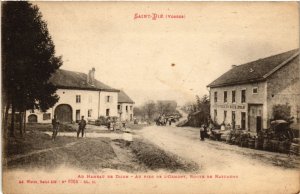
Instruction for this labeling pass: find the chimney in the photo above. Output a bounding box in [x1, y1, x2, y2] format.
[87, 67, 96, 86]
[231, 64, 237, 68]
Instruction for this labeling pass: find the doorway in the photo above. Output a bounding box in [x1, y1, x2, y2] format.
[54, 104, 72, 123]
[76, 110, 80, 122]
[248, 104, 263, 133]
[241, 112, 246, 130]
[28, 114, 37, 123]
[232, 111, 236, 130]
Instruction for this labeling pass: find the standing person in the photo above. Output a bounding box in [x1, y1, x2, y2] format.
[200, 124, 205, 141]
[107, 117, 111, 130]
[77, 116, 87, 138]
[51, 115, 59, 141]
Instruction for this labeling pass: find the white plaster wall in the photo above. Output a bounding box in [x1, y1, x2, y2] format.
[118, 103, 134, 121]
[209, 82, 267, 130]
[54, 89, 99, 121]
[26, 89, 119, 123]
[99, 91, 118, 117]
[26, 109, 52, 124]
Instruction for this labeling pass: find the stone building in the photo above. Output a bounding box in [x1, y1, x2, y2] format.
[207, 49, 300, 133]
[26, 68, 120, 123]
[117, 90, 135, 121]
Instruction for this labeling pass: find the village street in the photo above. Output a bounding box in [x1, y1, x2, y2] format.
[3, 122, 300, 194]
[137, 125, 300, 193]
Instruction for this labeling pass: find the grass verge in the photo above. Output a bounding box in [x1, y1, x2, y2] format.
[4, 131, 117, 171]
[128, 138, 199, 172]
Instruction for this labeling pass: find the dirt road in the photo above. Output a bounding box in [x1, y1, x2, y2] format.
[138, 125, 300, 194]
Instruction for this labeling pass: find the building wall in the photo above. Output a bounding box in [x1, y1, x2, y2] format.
[26, 109, 52, 124]
[266, 56, 300, 129]
[99, 91, 118, 118]
[26, 89, 118, 123]
[118, 103, 134, 121]
[209, 81, 268, 131]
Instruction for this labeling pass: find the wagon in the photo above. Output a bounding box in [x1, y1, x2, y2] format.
[270, 120, 294, 141]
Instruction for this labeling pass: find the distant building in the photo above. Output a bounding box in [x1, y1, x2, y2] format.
[117, 90, 135, 121]
[207, 49, 300, 133]
[26, 68, 120, 123]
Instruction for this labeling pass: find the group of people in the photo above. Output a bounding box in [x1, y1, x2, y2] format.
[51, 115, 87, 141]
[156, 115, 174, 126]
[106, 117, 126, 131]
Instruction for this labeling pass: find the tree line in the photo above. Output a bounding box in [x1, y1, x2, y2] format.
[2, 2, 62, 137]
[180, 95, 210, 127]
[133, 100, 180, 122]
[181, 95, 210, 115]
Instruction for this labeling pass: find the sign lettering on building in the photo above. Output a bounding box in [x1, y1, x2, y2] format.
[213, 104, 245, 110]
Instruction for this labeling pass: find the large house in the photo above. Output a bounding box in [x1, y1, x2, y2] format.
[207, 49, 300, 133]
[26, 68, 134, 123]
[117, 90, 135, 121]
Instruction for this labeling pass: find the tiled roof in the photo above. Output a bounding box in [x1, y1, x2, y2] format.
[49, 69, 119, 92]
[207, 49, 299, 88]
[118, 90, 134, 104]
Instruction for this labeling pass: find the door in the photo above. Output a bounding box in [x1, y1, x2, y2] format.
[248, 105, 263, 132]
[55, 104, 72, 123]
[241, 112, 246, 130]
[106, 109, 110, 117]
[28, 114, 37, 123]
[76, 110, 80, 122]
[232, 111, 236, 130]
[256, 116, 262, 132]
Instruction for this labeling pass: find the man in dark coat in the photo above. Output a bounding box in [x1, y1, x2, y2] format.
[200, 124, 205, 141]
[77, 116, 87, 138]
[52, 115, 60, 141]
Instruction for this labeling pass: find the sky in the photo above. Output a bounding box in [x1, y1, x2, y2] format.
[34, 2, 299, 106]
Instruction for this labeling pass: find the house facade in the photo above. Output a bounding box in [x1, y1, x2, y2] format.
[26, 68, 119, 123]
[207, 49, 300, 133]
[117, 90, 134, 121]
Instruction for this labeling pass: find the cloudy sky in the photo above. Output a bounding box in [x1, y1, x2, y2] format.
[35, 2, 299, 106]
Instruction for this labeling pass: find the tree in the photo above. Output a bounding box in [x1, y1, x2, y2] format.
[156, 101, 177, 116]
[182, 94, 210, 127]
[272, 104, 291, 121]
[143, 101, 157, 120]
[2, 2, 62, 137]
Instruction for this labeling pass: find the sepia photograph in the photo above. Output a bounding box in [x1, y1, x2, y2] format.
[1, 1, 300, 194]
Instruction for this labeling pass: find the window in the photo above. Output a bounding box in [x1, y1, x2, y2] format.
[214, 92, 218, 103]
[76, 95, 81, 103]
[118, 105, 121, 110]
[126, 106, 128, 112]
[241, 90, 246, 103]
[224, 111, 227, 122]
[106, 96, 110, 103]
[232, 90, 236, 103]
[106, 109, 110, 116]
[224, 91, 227, 103]
[43, 113, 51, 120]
[253, 87, 258, 94]
[88, 109, 92, 117]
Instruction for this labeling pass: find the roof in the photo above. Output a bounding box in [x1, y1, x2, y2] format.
[49, 69, 119, 92]
[207, 49, 299, 88]
[118, 90, 134, 104]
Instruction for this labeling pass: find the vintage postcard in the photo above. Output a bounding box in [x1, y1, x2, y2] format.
[1, 1, 299, 194]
